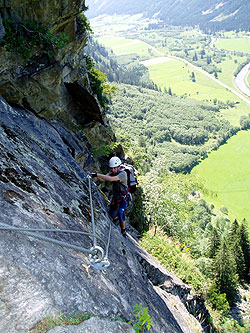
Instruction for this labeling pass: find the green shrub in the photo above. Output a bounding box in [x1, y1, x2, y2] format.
[91, 142, 120, 158]
[88, 67, 117, 106]
[76, 13, 93, 35]
[140, 232, 206, 293]
[207, 283, 230, 315]
[1, 19, 69, 59]
[129, 304, 153, 333]
[28, 312, 91, 332]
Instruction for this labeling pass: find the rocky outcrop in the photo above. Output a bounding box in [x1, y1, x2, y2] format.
[0, 0, 114, 148]
[0, 96, 207, 332]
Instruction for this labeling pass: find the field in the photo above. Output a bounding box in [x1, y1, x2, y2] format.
[217, 55, 248, 88]
[97, 36, 157, 57]
[144, 59, 240, 102]
[97, 35, 250, 126]
[192, 130, 250, 227]
[215, 37, 250, 53]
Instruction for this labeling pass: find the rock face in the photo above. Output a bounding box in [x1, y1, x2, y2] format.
[0, 0, 114, 148]
[0, 96, 206, 332]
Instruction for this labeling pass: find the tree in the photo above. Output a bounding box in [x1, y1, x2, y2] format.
[168, 87, 172, 96]
[207, 227, 220, 258]
[213, 238, 238, 305]
[193, 52, 198, 61]
[228, 220, 246, 279]
[231, 236, 246, 280]
[191, 72, 196, 82]
[200, 49, 206, 57]
[238, 220, 250, 279]
[240, 115, 250, 130]
[229, 219, 239, 243]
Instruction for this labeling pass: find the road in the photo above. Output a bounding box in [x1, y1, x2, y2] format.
[234, 63, 250, 98]
[138, 39, 250, 106]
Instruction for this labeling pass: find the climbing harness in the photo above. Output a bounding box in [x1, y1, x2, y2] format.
[0, 175, 111, 271]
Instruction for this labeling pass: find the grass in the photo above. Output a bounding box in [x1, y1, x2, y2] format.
[217, 55, 248, 88]
[140, 231, 206, 293]
[97, 36, 158, 57]
[215, 37, 250, 53]
[220, 101, 250, 127]
[28, 313, 91, 332]
[192, 130, 250, 228]
[146, 59, 238, 102]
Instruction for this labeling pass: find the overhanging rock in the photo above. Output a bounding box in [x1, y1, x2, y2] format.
[65, 81, 104, 125]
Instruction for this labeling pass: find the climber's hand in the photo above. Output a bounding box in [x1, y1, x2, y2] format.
[90, 172, 97, 178]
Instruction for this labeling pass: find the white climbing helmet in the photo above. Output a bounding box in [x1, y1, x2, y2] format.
[109, 156, 121, 168]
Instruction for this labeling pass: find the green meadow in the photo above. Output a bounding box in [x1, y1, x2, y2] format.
[217, 55, 248, 88]
[192, 130, 250, 228]
[143, 58, 250, 126]
[215, 37, 250, 53]
[97, 36, 158, 57]
[145, 59, 237, 101]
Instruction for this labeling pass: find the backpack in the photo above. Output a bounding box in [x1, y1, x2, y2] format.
[121, 163, 138, 193]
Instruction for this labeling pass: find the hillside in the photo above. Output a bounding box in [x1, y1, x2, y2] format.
[107, 83, 237, 173]
[86, 0, 250, 32]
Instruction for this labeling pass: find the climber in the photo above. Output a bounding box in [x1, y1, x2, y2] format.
[91, 156, 128, 238]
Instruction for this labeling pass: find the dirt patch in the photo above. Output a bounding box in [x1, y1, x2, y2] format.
[141, 57, 173, 66]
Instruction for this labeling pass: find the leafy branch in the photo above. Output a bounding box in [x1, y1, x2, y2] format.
[129, 304, 153, 332]
[76, 13, 93, 35]
[88, 66, 117, 107]
[1, 19, 69, 60]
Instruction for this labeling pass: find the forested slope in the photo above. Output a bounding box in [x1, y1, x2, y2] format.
[107, 84, 238, 172]
[84, 38, 155, 89]
[86, 0, 250, 32]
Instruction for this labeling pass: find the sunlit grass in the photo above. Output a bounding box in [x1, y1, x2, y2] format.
[146, 60, 240, 102]
[97, 36, 158, 57]
[215, 37, 250, 53]
[192, 130, 250, 229]
[217, 56, 248, 88]
[220, 101, 250, 127]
